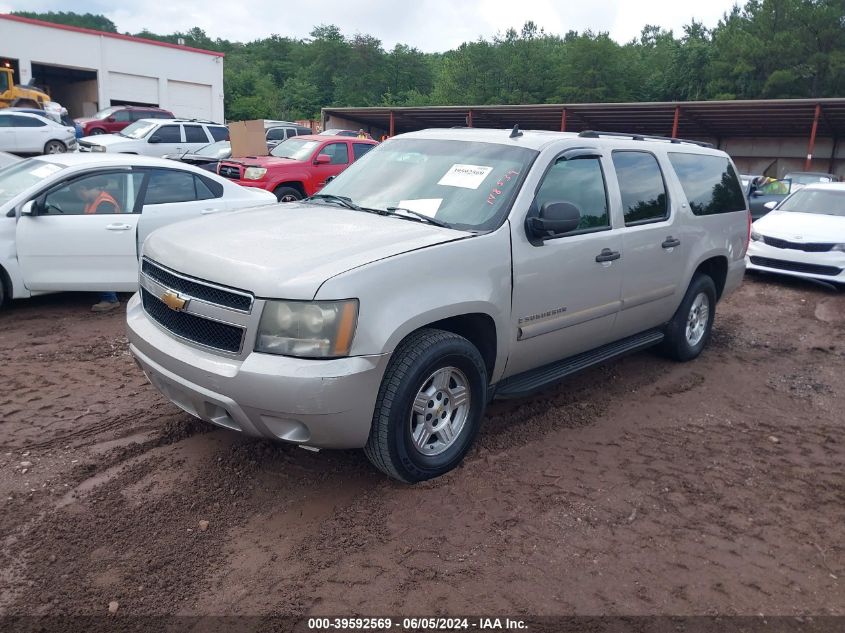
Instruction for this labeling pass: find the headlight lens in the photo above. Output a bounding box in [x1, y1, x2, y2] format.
[91, 145, 106, 153]
[750, 229, 762, 241]
[243, 167, 267, 180]
[256, 299, 359, 358]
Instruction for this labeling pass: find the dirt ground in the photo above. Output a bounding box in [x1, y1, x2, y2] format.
[0, 273, 843, 626]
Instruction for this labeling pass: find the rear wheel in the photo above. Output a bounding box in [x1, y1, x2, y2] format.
[90, 128, 106, 135]
[364, 329, 487, 483]
[44, 140, 66, 154]
[273, 186, 302, 203]
[660, 274, 717, 361]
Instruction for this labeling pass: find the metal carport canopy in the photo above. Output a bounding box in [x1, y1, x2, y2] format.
[322, 98, 845, 141]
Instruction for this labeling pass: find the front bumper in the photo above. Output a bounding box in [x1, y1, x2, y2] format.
[126, 293, 390, 449]
[746, 240, 845, 283]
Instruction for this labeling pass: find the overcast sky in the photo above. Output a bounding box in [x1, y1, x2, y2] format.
[1, 0, 741, 51]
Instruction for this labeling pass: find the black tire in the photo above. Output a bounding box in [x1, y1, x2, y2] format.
[44, 140, 66, 154]
[660, 273, 717, 362]
[274, 186, 302, 202]
[90, 128, 106, 135]
[364, 328, 488, 483]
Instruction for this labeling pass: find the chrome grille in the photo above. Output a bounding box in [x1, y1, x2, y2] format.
[141, 288, 244, 353]
[141, 259, 253, 312]
[219, 164, 241, 179]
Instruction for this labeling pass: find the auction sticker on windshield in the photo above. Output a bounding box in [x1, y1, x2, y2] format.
[438, 164, 493, 189]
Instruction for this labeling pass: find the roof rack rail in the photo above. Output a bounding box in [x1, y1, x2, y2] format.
[577, 130, 713, 148]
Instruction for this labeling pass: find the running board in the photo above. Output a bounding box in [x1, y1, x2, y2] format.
[494, 329, 665, 399]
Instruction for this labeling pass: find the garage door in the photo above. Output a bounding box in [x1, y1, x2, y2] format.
[167, 80, 213, 121]
[109, 72, 159, 105]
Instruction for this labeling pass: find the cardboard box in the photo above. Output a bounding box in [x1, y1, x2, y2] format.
[229, 120, 268, 158]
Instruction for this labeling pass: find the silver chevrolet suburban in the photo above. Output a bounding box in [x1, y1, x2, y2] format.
[127, 128, 750, 482]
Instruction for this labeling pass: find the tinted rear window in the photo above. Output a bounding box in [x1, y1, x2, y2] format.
[612, 151, 668, 225]
[668, 153, 746, 215]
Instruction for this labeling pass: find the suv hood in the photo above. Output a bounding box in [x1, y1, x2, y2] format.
[80, 133, 133, 147]
[143, 203, 467, 299]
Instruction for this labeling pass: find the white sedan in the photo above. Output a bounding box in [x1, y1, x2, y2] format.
[0, 153, 276, 305]
[747, 183, 845, 288]
[0, 111, 78, 155]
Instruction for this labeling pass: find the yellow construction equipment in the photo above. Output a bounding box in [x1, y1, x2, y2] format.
[0, 68, 50, 109]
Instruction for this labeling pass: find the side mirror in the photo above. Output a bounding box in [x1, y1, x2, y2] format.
[148, 136, 161, 144]
[106, 117, 116, 122]
[526, 201, 581, 240]
[20, 200, 36, 216]
[315, 154, 331, 165]
[764, 201, 777, 210]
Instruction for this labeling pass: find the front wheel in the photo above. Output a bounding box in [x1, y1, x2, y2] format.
[273, 186, 302, 202]
[364, 329, 488, 483]
[660, 273, 717, 361]
[44, 140, 67, 154]
[89, 128, 106, 135]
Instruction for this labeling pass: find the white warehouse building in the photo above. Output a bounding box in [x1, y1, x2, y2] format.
[0, 14, 224, 121]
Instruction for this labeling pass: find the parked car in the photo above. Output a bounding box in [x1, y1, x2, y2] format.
[0, 154, 275, 305]
[0, 151, 21, 169]
[78, 119, 229, 158]
[4, 106, 84, 140]
[320, 128, 374, 140]
[747, 183, 845, 288]
[0, 111, 77, 155]
[264, 121, 313, 149]
[127, 128, 749, 482]
[216, 135, 377, 201]
[782, 171, 839, 190]
[75, 105, 174, 136]
[748, 177, 793, 220]
[164, 140, 233, 172]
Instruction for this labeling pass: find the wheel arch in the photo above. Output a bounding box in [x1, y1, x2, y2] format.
[692, 255, 728, 300]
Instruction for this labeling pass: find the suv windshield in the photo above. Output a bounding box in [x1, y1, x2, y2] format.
[318, 138, 537, 230]
[0, 159, 64, 206]
[779, 188, 845, 217]
[120, 120, 158, 139]
[93, 106, 119, 119]
[270, 138, 320, 160]
[195, 141, 231, 158]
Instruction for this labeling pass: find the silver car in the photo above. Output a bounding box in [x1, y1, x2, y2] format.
[127, 128, 750, 482]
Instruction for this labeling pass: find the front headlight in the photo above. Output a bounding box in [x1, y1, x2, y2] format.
[243, 167, 267, 180]
[256, 299, 359, 358]
[750, 229, 762, 241]
[91, 145, 106, 153]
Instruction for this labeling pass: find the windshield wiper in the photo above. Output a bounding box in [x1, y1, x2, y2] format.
[385, 207, 451, 228]
[304, 193, 362, 210]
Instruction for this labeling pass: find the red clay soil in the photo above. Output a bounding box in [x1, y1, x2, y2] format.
[0, 274, 842, 627]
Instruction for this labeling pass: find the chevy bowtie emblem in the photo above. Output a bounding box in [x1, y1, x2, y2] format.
[162, 291, 189, 312]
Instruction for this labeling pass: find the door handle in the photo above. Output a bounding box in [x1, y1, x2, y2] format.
[595, 248, 621, 263]
[662, 236, 681, 249]
[201, 208, 222, 215]
[105, 223, 132, 231]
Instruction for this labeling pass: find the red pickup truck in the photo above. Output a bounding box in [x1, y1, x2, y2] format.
[217, 135, 378, 201]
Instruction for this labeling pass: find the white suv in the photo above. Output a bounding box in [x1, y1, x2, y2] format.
[79, 118, 228, 158]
